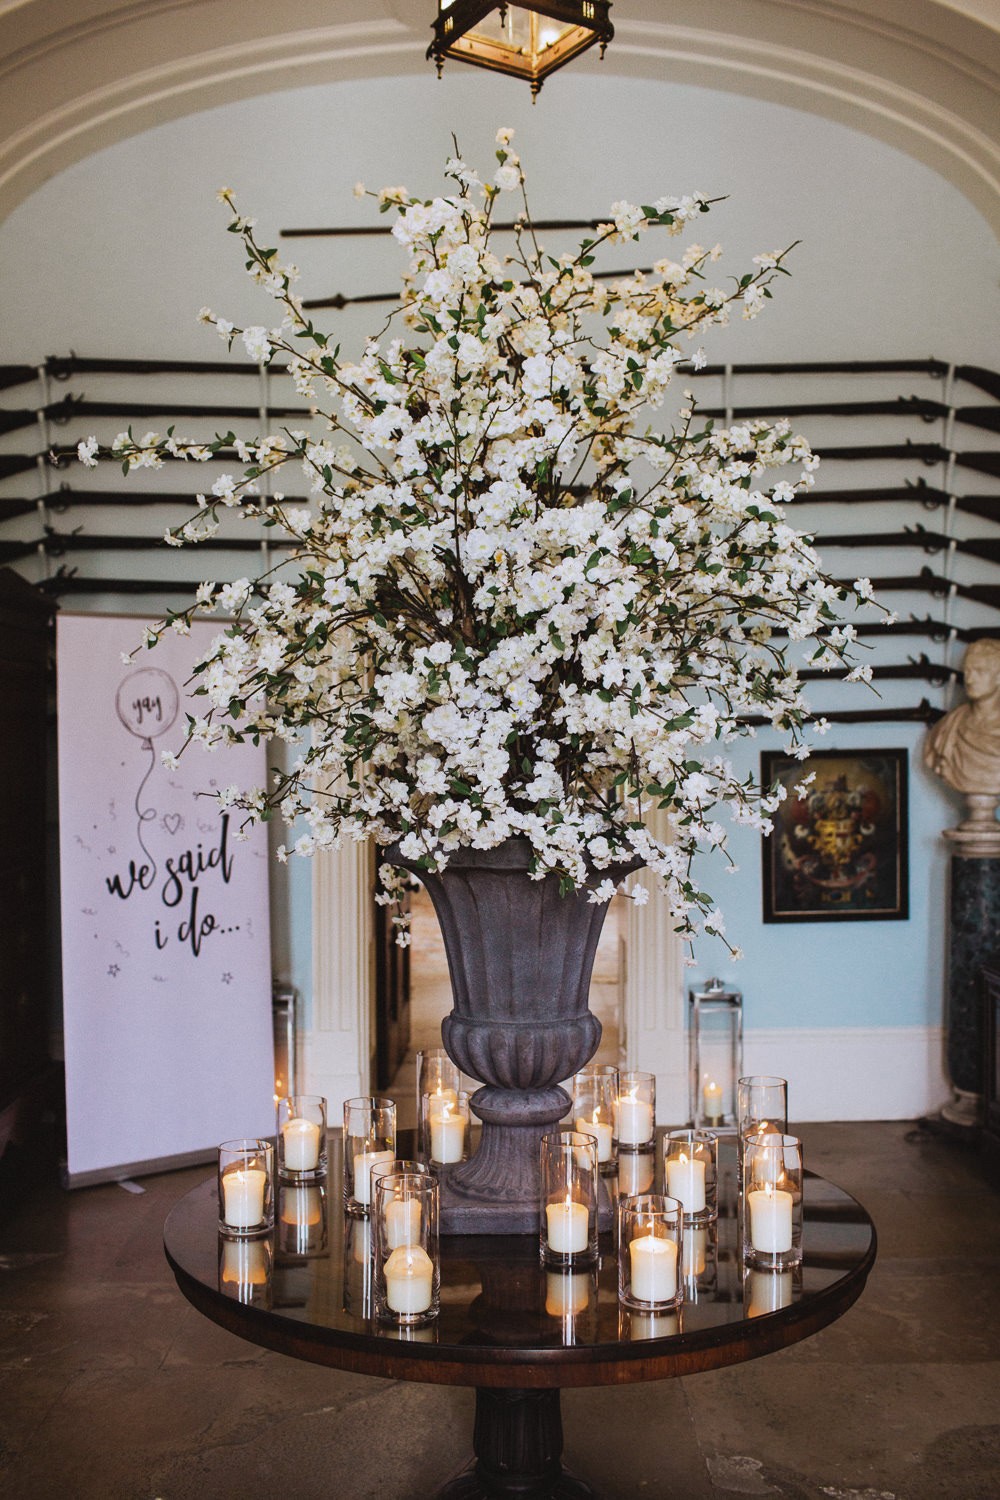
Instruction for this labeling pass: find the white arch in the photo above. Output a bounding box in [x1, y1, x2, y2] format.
[1, 0, 999, 231]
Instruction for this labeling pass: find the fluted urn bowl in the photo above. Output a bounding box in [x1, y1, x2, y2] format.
[388, 837, 641, 1234]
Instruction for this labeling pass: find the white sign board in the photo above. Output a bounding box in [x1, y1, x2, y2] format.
[57, 615, 274, 1184]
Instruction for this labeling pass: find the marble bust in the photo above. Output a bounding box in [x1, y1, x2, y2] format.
[924, 638, 1000, 797]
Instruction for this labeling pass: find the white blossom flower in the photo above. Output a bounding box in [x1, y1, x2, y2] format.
[75, 144, 889, 952]
[242, 326, 271, 363]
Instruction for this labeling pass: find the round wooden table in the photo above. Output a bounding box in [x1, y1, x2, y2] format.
[164, 1140, 876, 1499]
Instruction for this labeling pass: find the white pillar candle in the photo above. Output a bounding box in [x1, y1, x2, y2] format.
[353, 1148, 394, 1207]
[220, 1238, 269, 1287]
[618, 1152, 655, 1196]
[281, 1117, 321, 1173]
[574, 1109, 613, 1163]
[385, 1196, 422, 1250]
[222, 1166, 266, 1229]
[616, 1090, 653, 1147]
[683, 1225, 707, 1279]
[545, 1195, 589, 1254]
[702, 1079, 724, 1122]
[747, 1269, 794, 1317]
[628, 1234, 678, 1303]
[666, 1151, 706, 1214]
[545, 1271, 591, 1318]
[429, 1102, 465, 1163]
[748, 1183, 794, 1253]
[384, 1245, 434, 1315]
[352, 1219, 372, 1265]
[751, 1131, 784, 1184]
[423, 1084, 457, 1127]
[630, 1310, 679, 1340]
[279, 1185, 322, 1228]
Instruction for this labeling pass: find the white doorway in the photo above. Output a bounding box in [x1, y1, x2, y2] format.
[386, 886, 627, 1131]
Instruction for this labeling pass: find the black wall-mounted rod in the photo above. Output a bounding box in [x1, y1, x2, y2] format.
[799, 655, 959, 685]
[778, 616, 1000, 643]
[814, 529, 1000, 563]
[0, 354, 996, 401]
[281, 219, 608, 238]
[817, 444, 1000, 478]
[38, 575, 200, 596]
[0, 485, 312, 512]
[695, 361, 999, 402]
[858, 566, 1000, 609]
[0, 394, 312, 437]
[701, 400, 1000, 434]
[741, 699, 945, 726]
[0, 355, 274, 389]
[0, 532, 295, 564]
[801, 484, 1000, 519]
[11, 390, 995, 438]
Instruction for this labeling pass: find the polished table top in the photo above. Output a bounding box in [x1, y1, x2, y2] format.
[164, 1136, 876, 1391]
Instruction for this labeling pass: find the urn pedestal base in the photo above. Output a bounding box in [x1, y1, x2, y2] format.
[437, 1389, 595, 1500]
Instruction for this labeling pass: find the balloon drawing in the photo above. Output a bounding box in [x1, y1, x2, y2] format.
[115, 667, 180, 881]
[115, 668, 180, 745]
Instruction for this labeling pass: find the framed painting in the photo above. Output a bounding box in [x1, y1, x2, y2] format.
[761, 748, 908, 923]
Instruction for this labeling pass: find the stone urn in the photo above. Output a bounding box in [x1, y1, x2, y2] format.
[389, 837, 640, 1234]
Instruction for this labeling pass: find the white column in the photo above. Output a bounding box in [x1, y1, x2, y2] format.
[623, 807, 687, 1123]
[303, 841, 374, 1116]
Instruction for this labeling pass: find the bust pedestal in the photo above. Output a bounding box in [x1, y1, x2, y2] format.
[942, 794, 1000, 1127]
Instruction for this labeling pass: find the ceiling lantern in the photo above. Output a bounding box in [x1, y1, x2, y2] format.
[428, 2, 614, 98]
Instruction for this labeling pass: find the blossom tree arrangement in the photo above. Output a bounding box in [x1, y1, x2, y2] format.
[82, 131, 885, 952]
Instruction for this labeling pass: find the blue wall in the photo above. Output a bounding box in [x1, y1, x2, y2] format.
[689, 718, 957, 1032]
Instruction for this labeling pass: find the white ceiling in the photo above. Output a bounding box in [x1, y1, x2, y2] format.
[1, 0, 999, 233]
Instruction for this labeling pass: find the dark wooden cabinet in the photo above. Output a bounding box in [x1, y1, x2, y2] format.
[0, 569, 55, 1202]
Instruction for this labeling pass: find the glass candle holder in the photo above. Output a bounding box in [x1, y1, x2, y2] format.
[618, 1194, 683, 1311]
[737, 1075, 788, 1176]
[663, 1129, 718, 1222]
[373, 1172, 440, 1327]
[416, 1048, 461, 1158]
[218, 1235, 272, 1307]
[615, 1071, 656, 1152]
[682, 1222, 716, 1300]
[343, 1096, 397, 1216]
[572, 1064, 618, 1174]
[218, 1138, 273, 1238]
[744, 1262, 800, 1318]
[428, 1090, 471, 1165]
[369, 1158, 433, 1248]
[276, 1182, 328, 1260]
[342, 1216, 373, 1318]
[688, 978, 742, 1129]
[742, 1131, 803, 1271]
[623, 1306, 681, 1341]
[544, 1269, 594, 1320]
[544, 1268, 597, 1346]
[539, 1131, 599, 1269]
[617, 1149, 656, 1199]
[277, 1094, 328, 1181]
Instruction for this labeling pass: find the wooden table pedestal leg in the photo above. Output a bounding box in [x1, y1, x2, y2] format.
[438, 1387, 595, 1499]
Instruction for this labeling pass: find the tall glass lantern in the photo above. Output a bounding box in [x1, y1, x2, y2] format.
[688, 978, 742, 1131]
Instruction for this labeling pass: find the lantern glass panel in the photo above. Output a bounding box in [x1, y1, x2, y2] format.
[688, 981, 742, 1129]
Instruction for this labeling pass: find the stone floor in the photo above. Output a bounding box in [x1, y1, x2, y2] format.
[1, 1120, 998, 1499]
